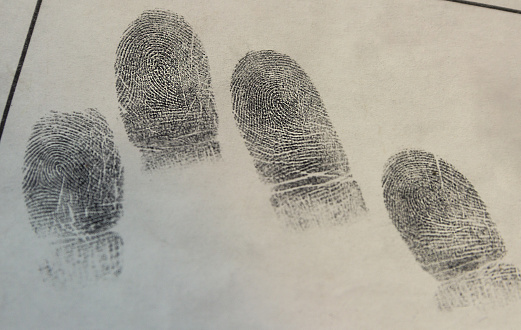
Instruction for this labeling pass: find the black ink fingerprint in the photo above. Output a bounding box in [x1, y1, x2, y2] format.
[382, 149, 521, 309]
[231, 50, 366, 229]
[23, 109, 124, 284]
[39, 232, 123, 285]
[23, 109, 123, 238]
[436, 262, 521, 310]
[115, 10, 220, 170]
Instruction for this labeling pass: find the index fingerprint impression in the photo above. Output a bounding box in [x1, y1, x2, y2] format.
[23, 109, 124, 285]
[382, 149, 521, 310]
[231, 50, 367, 229]
[115, 10, 220, 170]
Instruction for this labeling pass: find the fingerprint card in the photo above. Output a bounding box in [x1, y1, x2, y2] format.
[1, 1, 521, 329]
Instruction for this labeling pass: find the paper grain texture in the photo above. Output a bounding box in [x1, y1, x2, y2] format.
[1, 0, 521, 329]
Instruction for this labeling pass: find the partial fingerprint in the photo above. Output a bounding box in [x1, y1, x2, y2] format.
[39, 232, 123, 285]
[436, 262, 521, 310]
[231, 50, 366, 229]
[382, 149, 521, 309]
[23, 109, 124, 285]
[115, 10, 220, 170]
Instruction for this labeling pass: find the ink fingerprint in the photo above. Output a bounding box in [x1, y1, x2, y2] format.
[115, 10, 220, 170]
[23, 109, 124, 285]
[39, 232, 123, 285]
[231, 50, 366, 229]
[382, 149, 521, 310]
[436, 262, 521, 310]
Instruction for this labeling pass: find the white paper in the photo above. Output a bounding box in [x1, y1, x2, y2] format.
[1, 1, 521, 328]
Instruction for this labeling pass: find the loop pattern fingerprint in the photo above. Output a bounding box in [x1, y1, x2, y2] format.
[382, 149, 521, 310]
[231, 50, 366, 229]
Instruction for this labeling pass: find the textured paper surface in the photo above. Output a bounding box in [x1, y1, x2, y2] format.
[1, 0, 521, 328]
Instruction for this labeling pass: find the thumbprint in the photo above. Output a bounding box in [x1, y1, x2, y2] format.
[382, 149, 521, 310]
[23, 109, 124, 285]
[231, 50, 367, 229]
[115, 10, 220, 170]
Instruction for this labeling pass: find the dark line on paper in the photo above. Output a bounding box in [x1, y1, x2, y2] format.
[0, 0, 43, 143]
[443, 0, 521, 15]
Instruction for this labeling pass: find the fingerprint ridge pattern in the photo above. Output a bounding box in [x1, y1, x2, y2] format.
[23, 109, 123, 284]
[39, 231, 123, 285]
[115, 10, 220, 170]
[435, 262, 521, 311]
[231, 50, 366, 229]
[382, 149, 520, 309]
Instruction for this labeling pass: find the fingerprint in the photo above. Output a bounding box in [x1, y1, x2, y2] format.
[23, 109, 124, 284]
[231, 50, 366, 229]
[115, 10, 220, 170]
[436, 262, 521, 311]
[23, 109, 123, 238]
[382, 149, 520, 309]
[39, 232, 123, 285]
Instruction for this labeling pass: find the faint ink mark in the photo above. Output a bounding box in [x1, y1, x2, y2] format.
[382, 149, 521, 310]
[39, 232, 123, 285]
[0, 0, 43, 143]
[115, 10, 220, 170]
[23, 109, 124, 286]
[436, 262, 521, 310]
[231, 50, 367, 230]
[443, 0, 521, 15]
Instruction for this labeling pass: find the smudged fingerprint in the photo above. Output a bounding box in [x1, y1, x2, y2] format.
[382, 149, 521, 310]
[39, 232, 123, 285]
[115, 10, 220, 170]
[231, 50, 367, 229]
[23, 109, 124, 285]
[436, 262, 521, 310]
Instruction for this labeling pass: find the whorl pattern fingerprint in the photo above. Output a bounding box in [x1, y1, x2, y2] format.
[23, 109, 123, 284]
[115, 10, 220, 170]
[231, 50, 366, 229]
[382, 149, 505, 281]
[23, 109, 123, 238]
